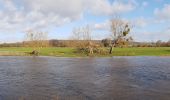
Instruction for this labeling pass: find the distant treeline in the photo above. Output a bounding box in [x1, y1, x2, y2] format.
[0, 40, 101, 47]
[0, 39, 170, 47]
[133, 40, 170, 47]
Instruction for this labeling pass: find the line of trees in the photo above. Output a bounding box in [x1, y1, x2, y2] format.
[1, 40, 170, 48]
[0, 16, 135, 55]
[155, 40, 170, 47]
[1, 16, 169, 56]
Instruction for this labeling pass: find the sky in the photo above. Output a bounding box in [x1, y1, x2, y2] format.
[0, 0, 170, 43]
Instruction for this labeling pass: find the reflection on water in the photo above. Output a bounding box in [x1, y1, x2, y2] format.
[0, 56, 170, 100]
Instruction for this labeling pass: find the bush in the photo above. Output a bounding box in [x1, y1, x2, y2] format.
[101, 39, 111, 47]
[76, 47, 108, 55]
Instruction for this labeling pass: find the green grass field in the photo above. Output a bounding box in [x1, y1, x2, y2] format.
[0, 47, 170, 57]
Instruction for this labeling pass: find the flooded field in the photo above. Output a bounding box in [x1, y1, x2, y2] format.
[0, 56, 170, 100]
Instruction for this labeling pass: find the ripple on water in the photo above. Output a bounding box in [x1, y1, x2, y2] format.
[0, 56, 170, 100]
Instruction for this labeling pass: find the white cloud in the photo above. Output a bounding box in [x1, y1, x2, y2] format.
[82, 0, 136, 15]
[94, 20, 110, 30]
[133, 17, 149, 28]
[95, 17, 148, 29]
[154, 4, 170, 21]
[111, 0, 136, 14]
[133, 28, 170, 42]
[82, 0, 112, 15]
[0, 0, 84, 32]
[0, 0, 136, 33]
[142, 1, 148, 7]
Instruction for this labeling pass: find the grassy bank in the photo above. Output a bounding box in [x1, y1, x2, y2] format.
[0, 47, 170, 57]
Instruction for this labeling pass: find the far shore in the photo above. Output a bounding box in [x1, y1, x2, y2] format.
[0, 47, 170, 57]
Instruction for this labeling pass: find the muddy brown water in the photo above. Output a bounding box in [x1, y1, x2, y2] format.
[0, 56, 170, 100]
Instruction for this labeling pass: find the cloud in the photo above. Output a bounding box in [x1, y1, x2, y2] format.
[133, 28, 170, 42]
[155, 0, 164, 2]
[142, 1, 148, 7]
[111, 0, 136, 14]
[94, 17, 149, 29]
[0, 0, 84, 32]
[94, 20, 110, 30]
[82, 0, 136, 15]
[83, 0, 112, 15]
[154, 4, 170, 21]
[0, 0, 137, 32]
[132, 17, 149, 28]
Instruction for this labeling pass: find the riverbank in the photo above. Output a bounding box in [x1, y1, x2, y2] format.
[0, 47, 170, 57]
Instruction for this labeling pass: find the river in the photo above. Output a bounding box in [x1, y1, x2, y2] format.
[0, 56, 170, 100]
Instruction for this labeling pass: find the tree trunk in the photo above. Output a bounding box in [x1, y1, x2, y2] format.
[109, 46, 113, 54]
[109, 43, 115, 54]
[89, 47, 93, 54]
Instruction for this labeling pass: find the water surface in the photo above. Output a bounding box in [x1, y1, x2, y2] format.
[0, 56, 170, 100]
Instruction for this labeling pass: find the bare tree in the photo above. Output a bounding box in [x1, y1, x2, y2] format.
[156, 40, 162, 47]
[70, 25, 94, 54]
[71, 27, 81, 40]
[36, 31, 49, 47]
[70, 27, 81, 47]
[24, 30, 49, 54]
[109, 17, 131, 54]
[71, 25, 92, 41]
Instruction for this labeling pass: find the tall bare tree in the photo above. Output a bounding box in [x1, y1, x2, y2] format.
[24, 30, 49, 53]
[70, 25, 94, 54]
[109, 17, 131, 54]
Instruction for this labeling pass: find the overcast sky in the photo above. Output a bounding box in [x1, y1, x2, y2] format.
[0, 0, 170, 43]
